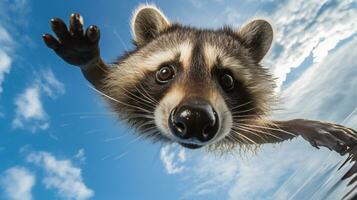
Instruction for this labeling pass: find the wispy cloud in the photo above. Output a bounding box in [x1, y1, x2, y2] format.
[0, 0, 31, 96]
[187, 154, 239, 196]
[0, 166, 36, 200]
[12, 85, 48, 131]
[0, 0, 30, 26]
[279, 36, 357, 123]
[160, 144, 187, 174]
[74, 149, 87, 164]
[40, 70, 65, 99]
[0, 26, 14, 94]
[227, 140, 344, 200]
[12, 69, 65, 132]
[188, 0, 223, 8]
[266, 0, 357, 89]
[26, 151, 94, 200]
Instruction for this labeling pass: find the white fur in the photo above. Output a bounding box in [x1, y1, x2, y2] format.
[204, 43, 253, 83]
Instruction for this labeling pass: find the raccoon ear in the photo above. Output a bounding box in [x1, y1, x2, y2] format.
[238, 19, 273, 62]
[131, 5, 170, 46]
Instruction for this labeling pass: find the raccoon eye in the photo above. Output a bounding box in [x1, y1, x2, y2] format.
[220, 74, 234, 91]
[156, 65, 175, 83]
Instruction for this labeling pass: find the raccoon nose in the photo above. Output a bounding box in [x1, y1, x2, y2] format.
[169, 100, 219, 143]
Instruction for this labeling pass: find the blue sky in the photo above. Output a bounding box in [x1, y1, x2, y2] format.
[0, 0, 356, 200]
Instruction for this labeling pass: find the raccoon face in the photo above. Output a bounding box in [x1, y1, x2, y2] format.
[104, 5, 276, 150]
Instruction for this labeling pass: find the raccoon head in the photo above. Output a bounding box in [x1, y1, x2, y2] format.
[104, 5, 276, 150]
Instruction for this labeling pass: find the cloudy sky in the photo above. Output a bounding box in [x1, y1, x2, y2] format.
[0, 0, 356, 199]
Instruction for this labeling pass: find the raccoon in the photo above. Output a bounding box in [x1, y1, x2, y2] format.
[43, 5, 357, 154]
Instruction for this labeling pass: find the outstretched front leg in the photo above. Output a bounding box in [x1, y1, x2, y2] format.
[245, 119, 357, 155]
[283, 119, 357, 155]
[42, 13, 109, 89]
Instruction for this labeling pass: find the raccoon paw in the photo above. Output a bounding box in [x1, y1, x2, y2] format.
[298, 120, 357, 155]
[43, 13, 100, 66]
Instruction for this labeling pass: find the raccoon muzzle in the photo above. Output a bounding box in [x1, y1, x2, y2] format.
[168, 99, 219, 144]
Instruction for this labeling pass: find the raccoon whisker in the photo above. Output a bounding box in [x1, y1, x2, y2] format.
[235, 118, 262, 122]
[137, 128, 161, 141]
[61, 111, 116, 117]
[137, 83, 159, 105]
[231, 101, 253, 110]
[229, 130, 249, 144]
[147, 130, 161, 138]
[113, 29, 129, 52]
[140, 126, 158, 134]
[89, 86, 154, 115]
[135, 119, 156, 126]
[232, 114, 258, 119]
[225, 134, 244, 145]
[116, 84, 156, 109]
[79, 115, 115, 119]
[230, 107, 256, 115]
[124, 134, 147, 147]
[147, 131, 162, 141]
[242, 124, 298, 137]
[232, 126, 268, 142]
[223, 102, 250, 114]
[133, 85, 157, 106]
[135, 120, 156, 130]
[235, 124, 283, 141]
[230, 129, 258, 145]
[95, 63, 110, 73]
[103, 135, 126, 142]
[122, 91, 156, 110]
[241, 123, 296, 136]
[128, 113, 155, 120]
[113, 151, 128, 161]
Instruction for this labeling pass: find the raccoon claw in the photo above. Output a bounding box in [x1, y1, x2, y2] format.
[310, 138, 350, 155]
[43, 34, 59, 50]
[86, 25, 100, 43]
[50, 18, 70, 41]
[43, 13, 100, 67]
[298, 120, 357, 155]
[69, 13, 84, 37]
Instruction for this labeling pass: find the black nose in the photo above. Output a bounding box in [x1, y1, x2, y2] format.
[169, 100, 219, 143]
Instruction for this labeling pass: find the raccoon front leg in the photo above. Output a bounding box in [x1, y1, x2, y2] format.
[270, 119, 357, 155]
[42, 13, 108, 89]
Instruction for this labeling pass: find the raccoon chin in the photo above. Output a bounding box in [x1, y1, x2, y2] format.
[179, 143, 203, 149]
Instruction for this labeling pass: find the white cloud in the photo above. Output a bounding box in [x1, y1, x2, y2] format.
[160, 140, 339, 199]
[278, 37, 357, 122]
[40, 69, 65, 98]
[160, 144, 187, 174]
[0, 26, 13, 94]
[188, 0, 223, 8]
[266, 0, 357, 89]
[27, 151, 94, 200]
[0, 166, 36, 200]
[0, 0, 30, 27]
[0, 0, 30, 95]
[228, 140, 339, 200]
[187, 154, 239, 196]
[12, 69, 65, 132]
[12, 85, 48, 132]
[0, 25, 12, 44]
[74, 149, 86, 164]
